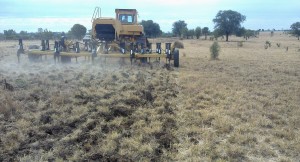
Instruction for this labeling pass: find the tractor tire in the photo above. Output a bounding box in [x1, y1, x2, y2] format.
[173, 48, 179, 67]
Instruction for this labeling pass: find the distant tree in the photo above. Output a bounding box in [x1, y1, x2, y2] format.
[38, 28, 43, 33]
[195, 27, 201, 39]
[52, 32, 63, 40]
[172, 20, 187, 37]
[0, 33, 4, 40]
[71, 24, 87, 40]
[19, 31, 30, 40]
[182, 27, 189, 39]
[245, 29, 256, 39]
[4, 29, 17, 40]
[161, 31, 173, 38]
[67, 30, 74, 39]
[202, 27, 209, 40]
[188, 29, 195, 39]
[236, 27, 256, 40]
[42, 29, 53, 40]
[236, 27, 246, 37]
[213, 10, 246, 41]
[213, 29, 223, 40]
[140, 20, 162, 37]
[290, 22, 300, 40]
[256, 30, 260, 36]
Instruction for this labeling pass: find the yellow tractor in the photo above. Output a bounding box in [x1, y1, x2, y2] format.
[92, 9, 143, 42]
[17, 8, 180, 67]
[91, 8, 149, 53]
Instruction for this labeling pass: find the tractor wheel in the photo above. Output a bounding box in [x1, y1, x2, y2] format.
[173, 48, 179, 67]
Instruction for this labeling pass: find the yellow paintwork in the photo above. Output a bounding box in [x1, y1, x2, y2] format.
[28, 50, 168, 59]
[92, 9, 144, 40]
[28, 50, 92, 57]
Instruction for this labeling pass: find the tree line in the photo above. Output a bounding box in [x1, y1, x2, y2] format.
[140, 10, 300, 41]
[1, 10, 300, 41]
[0, 24, 87, 41]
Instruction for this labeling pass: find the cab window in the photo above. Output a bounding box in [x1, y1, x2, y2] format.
[119, 14, 134, 23]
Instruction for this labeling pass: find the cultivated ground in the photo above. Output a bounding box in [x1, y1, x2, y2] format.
[0, 32, 299, 161]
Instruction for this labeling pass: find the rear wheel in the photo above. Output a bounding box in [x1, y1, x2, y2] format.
[173, 48, 179, 67]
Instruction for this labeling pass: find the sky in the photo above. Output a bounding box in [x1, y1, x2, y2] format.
[0, 0, 299, 33]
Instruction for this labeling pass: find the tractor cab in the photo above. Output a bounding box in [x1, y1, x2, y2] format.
[115, 9, 138, 25]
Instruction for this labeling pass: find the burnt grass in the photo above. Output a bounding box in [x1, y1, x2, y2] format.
[0, 62, 180, 161]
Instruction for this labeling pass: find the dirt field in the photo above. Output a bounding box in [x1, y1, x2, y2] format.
[0, 32, 299, 161]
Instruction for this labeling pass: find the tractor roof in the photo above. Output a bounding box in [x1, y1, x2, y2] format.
[115, 9, 137, 14]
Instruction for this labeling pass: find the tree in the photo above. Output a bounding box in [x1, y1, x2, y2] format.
[182, 27, 189, 39]
[244, 29, 256, 39]
[236, 27, 246, 37]
[19, 31, 30, 40]
[67, 30, 74, 39]
[213, 10, 246, 41]
[236, 27, 256, 40]
[188, 29, 195, 39]
[172, 20, 187, 37]
[161, 31, 173, 38]
[202, 27, 209, 40]
[195, 27, 201, 39]
[0, 33, 4, 40]
[42, 29, 53, 40]
[140, 20, 162, 37]
[4, 29, 17, 40]
[71, 24, 87, 40]
[38, 28, 43, 33]
[290, 22, 300, 40]
[213, 29, 223, 40]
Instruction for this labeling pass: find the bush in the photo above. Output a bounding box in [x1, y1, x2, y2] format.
[264, 44, 268, 49]
[276, 43, 281, 47]
[210, 41, 220, 60]
[265, 41, 271, 47]
[237, 41, 243, 47]
[173, 41, 184, 49]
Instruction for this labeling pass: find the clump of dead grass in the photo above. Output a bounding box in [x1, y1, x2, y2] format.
[173, 41, 184, 49]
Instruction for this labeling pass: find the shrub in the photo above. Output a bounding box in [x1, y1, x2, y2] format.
[173, 41, 184, 49]
[264, 44, 268, 49]
[210, 41, 220, 60]
[237, 41, 243, 47]
[265, 41, 271, 47]
[276, 43, 281, 47]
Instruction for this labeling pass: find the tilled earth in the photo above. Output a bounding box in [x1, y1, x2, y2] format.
[0, 45, 180, 161]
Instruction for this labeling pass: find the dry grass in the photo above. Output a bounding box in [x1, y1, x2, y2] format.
[173, 41, 184, 49]
[0, 31, 300, 161]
